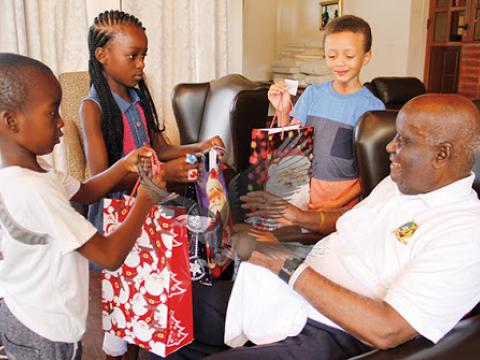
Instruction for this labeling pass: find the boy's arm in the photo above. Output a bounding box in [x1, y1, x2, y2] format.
[309, 181, 362, 211]
[76, 187, 156, 271]
[268, 81, 293, 127]
[71, 147, 152, 205]
[289, 207, 347, 234]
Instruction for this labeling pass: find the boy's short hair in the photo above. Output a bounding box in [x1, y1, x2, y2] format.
[324, 15, 372, 52]
[0, 53, 52, 111]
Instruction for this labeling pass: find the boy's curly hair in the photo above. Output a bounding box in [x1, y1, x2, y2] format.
[0, 53, 52, 111]
[324, 15, 372, 52]
[88, 10, 162, 165]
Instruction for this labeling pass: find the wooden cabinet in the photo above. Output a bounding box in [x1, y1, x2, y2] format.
[425, 0, 480, 97]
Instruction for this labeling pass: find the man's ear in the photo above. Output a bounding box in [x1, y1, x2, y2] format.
[433, 142, 452, 168]
[95, 47, 108, 65]
[0, 110, 19, 133]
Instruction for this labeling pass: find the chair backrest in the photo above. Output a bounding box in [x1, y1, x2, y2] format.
[354, 110, 398, 198]
[367, 77, 426, 110]
[59, 71, 90, 182]
[171, 74, 269, 171]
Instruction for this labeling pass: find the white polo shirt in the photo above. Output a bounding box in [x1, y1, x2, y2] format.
[225, 175, 480, 346]
[0, 164, 97, 342]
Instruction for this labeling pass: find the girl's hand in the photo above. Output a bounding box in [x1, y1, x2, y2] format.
[122, 146, 154, 173]
[163, 155, 199, 183]
[199, 136, 225, 153]
[268, 81, 292, 113]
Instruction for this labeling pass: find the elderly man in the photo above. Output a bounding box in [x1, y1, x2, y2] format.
[153, 94, 480, 360]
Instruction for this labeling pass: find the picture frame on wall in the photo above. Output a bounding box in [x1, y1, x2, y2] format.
[319, 0, 343, 30]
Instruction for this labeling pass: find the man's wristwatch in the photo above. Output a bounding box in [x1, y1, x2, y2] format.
[278, 257, 304, 284]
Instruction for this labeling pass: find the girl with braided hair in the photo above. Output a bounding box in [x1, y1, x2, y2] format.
[80, 10, 224, 360]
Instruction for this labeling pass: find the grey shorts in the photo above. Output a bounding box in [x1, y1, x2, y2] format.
[0, 299, 82, 360]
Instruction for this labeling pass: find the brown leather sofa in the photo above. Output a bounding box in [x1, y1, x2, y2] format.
[351, 110, 480, 359]
[171, 74, 269, 173]
[364, 77, 426, 110]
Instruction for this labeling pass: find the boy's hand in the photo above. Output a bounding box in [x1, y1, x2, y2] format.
[268, 81, 292, 113]
[199, 136, 225, 153]
[122, 146, 154, 173]
[138, 166, 167, 202]
[163, 156, 200, 183]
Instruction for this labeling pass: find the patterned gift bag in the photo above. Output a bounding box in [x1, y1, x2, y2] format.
[101, 198, 193, 357]
[247, 124, 314, 230]
[194, 149, 233, 280]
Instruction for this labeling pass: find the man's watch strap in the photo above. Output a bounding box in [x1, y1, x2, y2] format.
[278, 257, 304, 284]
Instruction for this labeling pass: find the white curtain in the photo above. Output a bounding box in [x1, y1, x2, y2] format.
[123, 0, 229, 144]
[0, 0, 230, 166]
[0, 0, 89, 170]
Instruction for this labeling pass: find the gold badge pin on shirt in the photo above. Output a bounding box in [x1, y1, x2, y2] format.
[394, 221, 418, 245]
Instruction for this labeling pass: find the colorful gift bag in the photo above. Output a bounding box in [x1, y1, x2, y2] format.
[248, 124, 314, 230]
[101, 198, 193, 357]
[195, 149, 233, 279]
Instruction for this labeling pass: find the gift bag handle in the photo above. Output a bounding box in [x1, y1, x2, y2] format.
[270, 95, 301, 140]
[126, 150, 162, 207]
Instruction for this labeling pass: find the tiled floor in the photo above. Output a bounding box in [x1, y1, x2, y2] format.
[83, 270, 149, 360]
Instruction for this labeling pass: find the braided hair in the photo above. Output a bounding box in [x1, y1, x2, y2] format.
[87, 10, 163, 165]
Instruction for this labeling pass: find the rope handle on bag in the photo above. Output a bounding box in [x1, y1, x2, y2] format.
[126, 150, 161, 208]
[270, 93, 301, 140]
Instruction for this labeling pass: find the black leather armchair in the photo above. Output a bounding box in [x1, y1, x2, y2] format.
[171, 74, 269, 173]
[353, 110, 398, 199]
[351, 110, 480, 359]
[364, 77, 426, 110]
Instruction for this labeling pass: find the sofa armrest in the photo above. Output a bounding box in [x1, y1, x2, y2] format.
[350, 315, 480, 360]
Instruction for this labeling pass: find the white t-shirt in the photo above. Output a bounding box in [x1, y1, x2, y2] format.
[0, 164, 97, 342]
[225, 175, 480, 346]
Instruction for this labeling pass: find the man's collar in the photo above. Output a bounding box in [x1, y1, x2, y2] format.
[111, 88, 140, 113]
[396, 173, 476, 207]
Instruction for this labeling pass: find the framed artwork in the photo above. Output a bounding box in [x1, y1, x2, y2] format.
[319, 0, 343, 29]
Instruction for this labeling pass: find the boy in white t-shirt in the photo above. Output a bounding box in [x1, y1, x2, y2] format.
[0, 53, 167, 359]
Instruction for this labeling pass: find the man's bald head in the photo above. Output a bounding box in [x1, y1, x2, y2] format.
[387, 94, 480, 195]
[402, 94, 480, 172]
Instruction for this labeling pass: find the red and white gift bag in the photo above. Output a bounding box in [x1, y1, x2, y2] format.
[101, 198, 193, 357]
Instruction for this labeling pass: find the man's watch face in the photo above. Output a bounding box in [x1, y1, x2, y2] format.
[284, 257, 303, 273]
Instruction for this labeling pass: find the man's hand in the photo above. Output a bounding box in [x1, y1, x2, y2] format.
[233, 223, 279, 243]
[248, 227, 279, 243]
[268, 81, 292, 113]
[241, 191, 303, 227]
[249, 250, 285, 274]
[122, 146, 154, 173]
[231, 231, 289, 274]
[199, 135, 225, 153]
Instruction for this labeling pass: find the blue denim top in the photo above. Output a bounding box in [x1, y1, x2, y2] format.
[84, 86, 150, 231]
